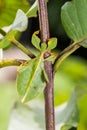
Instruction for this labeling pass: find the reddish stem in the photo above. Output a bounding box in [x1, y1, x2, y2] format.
[38, 0, 55, 130]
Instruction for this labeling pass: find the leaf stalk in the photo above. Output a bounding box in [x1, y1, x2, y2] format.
[54, 42, 81, 72]
[9, 36, 35, 58]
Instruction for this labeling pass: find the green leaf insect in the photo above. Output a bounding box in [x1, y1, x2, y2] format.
[47, 38, 57, 50]
[31, 30, 41, 50]
[17, 54, 46, 103]
[41, 43, 47, 52]
[42, 68, 49, 82]
[31, 30, 57, 52]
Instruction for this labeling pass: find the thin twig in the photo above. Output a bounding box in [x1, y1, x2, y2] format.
[0, 59, 27, 68]
[0, 29, 35, 59]
[9, 36, 35, 59]
[38, 0, 55, 130]
[0, 28, 6, 36]
[38, 0, 50, 42]
[54, 42, 81, 72]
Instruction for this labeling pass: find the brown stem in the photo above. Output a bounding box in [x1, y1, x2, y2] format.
[44, 58, 55, 130]
[38, 0, 55, 130]
[38, 0, 50, 42]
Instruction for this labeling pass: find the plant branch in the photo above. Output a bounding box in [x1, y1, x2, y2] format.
[0, 28, 6, 36]
[9, 36, 35, 59]
[0, 29, 35, 59]
[38, 0, 50, 42]
[38, 0, 55, 130]
[54, 42, 81, 72]
[0, 59, 27, 68]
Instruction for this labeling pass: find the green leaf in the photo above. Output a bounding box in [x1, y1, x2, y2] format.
[0, 26, 10, 39]
[26, 0, 49, 18]
[17, 54, 46, 103]
[26, 0, 38, 18]
[74, 86, 87, 101]
[0, 9, 28, 48]
[47, 38, 57, 50]
[61, 0, 87, 42]
[8, 100, 45, 130]
[79, 39, 87, 48]
[8, 86, 87, 130]
[0, 30, 16, 49]
[56, 88, 79, 130]
[11, 9, 28, 32]
[31, 31, 41, 50]
[0, 0, 30, 28]
[0, 38, 11, 49]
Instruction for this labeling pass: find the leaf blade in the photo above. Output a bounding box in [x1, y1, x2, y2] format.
[26, 0, 38, 18]
[0, 0, 29, 27]
[11, 9, 28, 32]
[61, 0, 87, 42]
[55, 88, 79, 130]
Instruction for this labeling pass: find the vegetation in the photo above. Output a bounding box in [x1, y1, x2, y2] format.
[0, 0, 87, 130]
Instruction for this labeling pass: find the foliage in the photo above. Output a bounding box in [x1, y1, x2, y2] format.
[0, 0, 29, 27]
[8, 88, 80, 130]
[61, 0, 87, 43]
[0, 0, 87, 130]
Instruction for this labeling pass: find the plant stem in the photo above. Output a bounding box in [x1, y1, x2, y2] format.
[0, 29, 35, 59]
[0, 59, 27, 68]
[54, 42, 81, 72]
[0, 28, 6, 36]
[38, 0, 50, 42]
[9, 36, 35, 58]
[38, 0, 55, 130]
